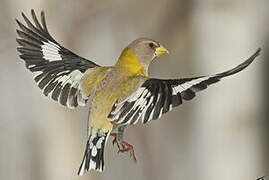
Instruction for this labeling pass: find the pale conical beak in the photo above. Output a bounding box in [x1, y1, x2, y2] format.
[155, 45, 169, 57]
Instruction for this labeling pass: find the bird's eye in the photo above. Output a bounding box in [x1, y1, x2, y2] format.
[149, 42, 155, 49]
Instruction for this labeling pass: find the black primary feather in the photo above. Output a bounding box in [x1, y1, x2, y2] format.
[108, 48, 261, 124]
[16, 10, 99, 109]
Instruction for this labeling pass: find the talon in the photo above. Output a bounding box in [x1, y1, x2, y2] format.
[110, 133, 136, 162]
[117, 143, 126, 153]
[121, 141, 137, 162]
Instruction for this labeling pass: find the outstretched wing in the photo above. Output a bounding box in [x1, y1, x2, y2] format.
[108, 48, 261, 125]
[16, 10, 100, 109]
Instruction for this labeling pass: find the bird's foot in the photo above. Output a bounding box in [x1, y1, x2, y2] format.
[118, 141, 136, 162]
[110, 133, 136, 162]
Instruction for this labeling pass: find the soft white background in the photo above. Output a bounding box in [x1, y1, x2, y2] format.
[0, 0, 268, 180]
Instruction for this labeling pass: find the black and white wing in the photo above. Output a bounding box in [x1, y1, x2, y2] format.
[16, 10, 100, 109]
[108, 48, 261, 125]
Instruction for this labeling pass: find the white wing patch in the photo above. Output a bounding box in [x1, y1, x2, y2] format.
[36, 69, 85, 109]
[109, 87, 153, 125]
[172, 76, 211, 95]
[16, 10, 100, 110]
[41, 41, 62, 61]
[108, 76, 217, 125]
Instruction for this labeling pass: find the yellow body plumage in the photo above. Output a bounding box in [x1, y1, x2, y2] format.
[80, 48, 147, 134]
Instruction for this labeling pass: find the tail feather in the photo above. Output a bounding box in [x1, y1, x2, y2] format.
[78, 132, 109, 176]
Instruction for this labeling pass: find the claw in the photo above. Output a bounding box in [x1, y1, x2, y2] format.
[119, 141, 137, 162]
[110, 133, 137, 162]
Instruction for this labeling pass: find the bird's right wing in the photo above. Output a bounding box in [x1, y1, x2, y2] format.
[16, 10, 100, 109]
[108, 48, 261, 125]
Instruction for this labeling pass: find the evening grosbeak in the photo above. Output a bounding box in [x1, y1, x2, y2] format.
[16, 10, 261, 176]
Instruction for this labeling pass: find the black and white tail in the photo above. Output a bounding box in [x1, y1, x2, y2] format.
[78, 132, 110, 175]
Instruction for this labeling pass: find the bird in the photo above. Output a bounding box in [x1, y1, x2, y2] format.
[16, 9, 261, 176]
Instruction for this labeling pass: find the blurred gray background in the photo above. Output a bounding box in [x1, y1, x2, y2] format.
[0, 0, 268, 180]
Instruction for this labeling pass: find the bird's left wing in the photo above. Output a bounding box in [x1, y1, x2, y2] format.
[108, 48, 261, 125]
[16, 10, 100, 109]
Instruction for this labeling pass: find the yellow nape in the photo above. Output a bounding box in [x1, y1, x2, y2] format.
[116, 48, 146, 76]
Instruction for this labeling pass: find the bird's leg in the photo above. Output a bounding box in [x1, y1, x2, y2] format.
[110, 126, 137, 162]
[110, 133, 122, 150]
[110, 125, 126, 150]
[117, 125, 125, 141]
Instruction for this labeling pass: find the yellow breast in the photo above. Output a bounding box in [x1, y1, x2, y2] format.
[116, 48, 146, 76]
